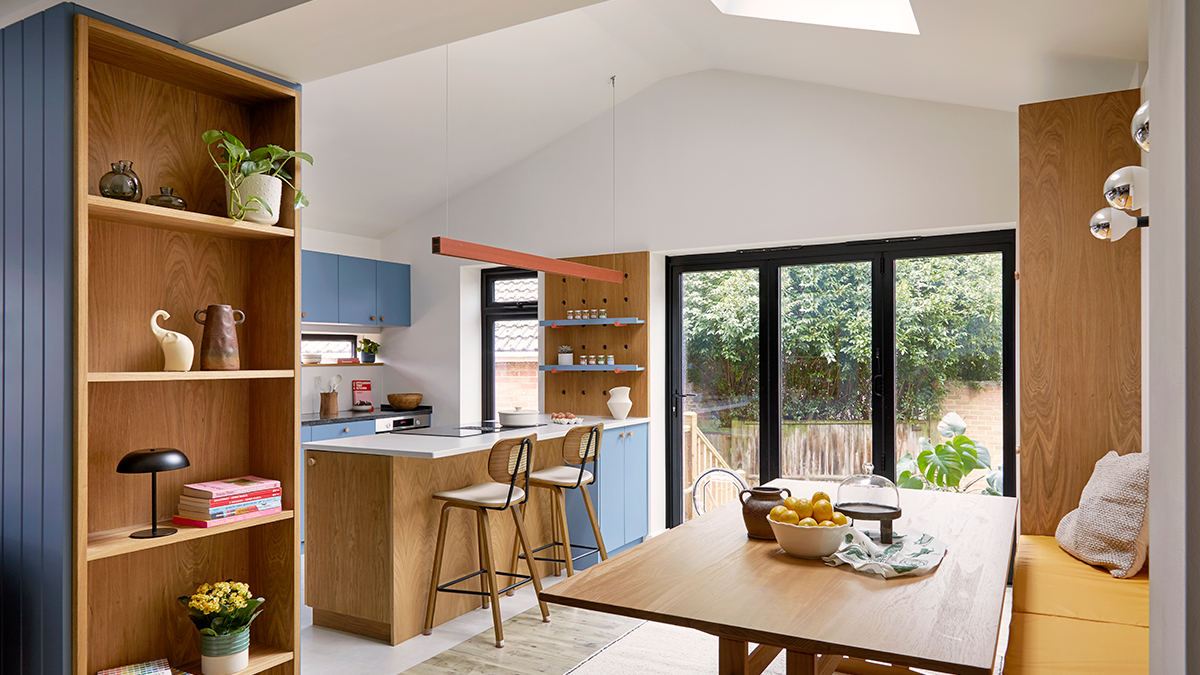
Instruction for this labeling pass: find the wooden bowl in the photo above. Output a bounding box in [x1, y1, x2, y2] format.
[387, 393, 422, 410]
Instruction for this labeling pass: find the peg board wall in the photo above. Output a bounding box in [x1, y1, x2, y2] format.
[543, 251, 649, 418]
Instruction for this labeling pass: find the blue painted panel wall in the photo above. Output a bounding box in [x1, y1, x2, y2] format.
[0, 5, 74, 674]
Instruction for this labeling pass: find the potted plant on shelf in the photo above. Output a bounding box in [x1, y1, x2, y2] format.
[202, 129, 313, 225]
[359, 337, 380, 363]
[558, 345, 573, 366]
[179, 580, 265, 675]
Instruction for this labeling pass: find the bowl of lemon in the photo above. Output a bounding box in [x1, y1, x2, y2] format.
[767, 490, 851, 560]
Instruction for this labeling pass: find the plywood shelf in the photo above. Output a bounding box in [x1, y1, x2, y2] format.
[86, 510, 294, 561]
[88, 195, 295, 241]
[88, 369, 295, 382]
[301, 362, 383, 367]
[176, 642, 293, 675]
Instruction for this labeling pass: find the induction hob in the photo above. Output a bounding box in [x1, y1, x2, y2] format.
[397, 422, 547, 437]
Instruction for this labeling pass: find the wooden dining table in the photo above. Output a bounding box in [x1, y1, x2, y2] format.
[540, 479, 1017, 675]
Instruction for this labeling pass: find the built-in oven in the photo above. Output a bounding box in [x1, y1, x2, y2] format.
[374, 409, 431, 433]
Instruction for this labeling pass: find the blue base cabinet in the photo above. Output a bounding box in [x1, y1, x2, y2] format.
[564, 422, 649, 570]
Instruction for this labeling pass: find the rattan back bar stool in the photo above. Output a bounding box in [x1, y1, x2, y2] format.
[508, 424, 608, 590]
[422, 434, 550, 648]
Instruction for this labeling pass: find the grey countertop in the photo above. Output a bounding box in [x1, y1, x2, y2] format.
[301, 405, 432, 426]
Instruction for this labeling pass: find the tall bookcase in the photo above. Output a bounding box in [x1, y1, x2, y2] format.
[72, 17, 300, 675]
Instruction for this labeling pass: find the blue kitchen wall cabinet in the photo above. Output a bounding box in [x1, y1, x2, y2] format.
[301, 250, 410, 326]
[565, 423, 650, 570]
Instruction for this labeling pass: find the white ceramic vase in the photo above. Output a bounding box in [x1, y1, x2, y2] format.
[227, 174, 283, 225]
[607, 386, 632, 420]
[558, 353, 573, 366]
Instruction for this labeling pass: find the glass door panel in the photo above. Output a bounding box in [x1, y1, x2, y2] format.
[679, 269, 759, 521]
[894, 253, 1004, 493]
[779, 261, 873, 481]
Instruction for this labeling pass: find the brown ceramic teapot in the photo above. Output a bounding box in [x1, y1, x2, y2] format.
[739, 486, 791, 540]
[194, 304, 245, 370]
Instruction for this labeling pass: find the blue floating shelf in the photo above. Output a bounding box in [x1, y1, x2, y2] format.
[539, 365, 645, 373]
[539, 317, 645, 328]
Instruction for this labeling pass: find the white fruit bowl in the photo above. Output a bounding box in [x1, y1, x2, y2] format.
[769, 519, 851, 560]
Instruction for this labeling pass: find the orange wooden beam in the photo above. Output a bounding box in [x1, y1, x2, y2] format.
[431, 237, 624, 284]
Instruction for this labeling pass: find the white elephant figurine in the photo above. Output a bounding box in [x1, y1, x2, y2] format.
[151, 310, 195, 372]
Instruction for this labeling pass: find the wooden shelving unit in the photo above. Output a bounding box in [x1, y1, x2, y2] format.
[301, 362, 383, 368]
[73, 17, 301, 675]
[543, 252, 650, 418]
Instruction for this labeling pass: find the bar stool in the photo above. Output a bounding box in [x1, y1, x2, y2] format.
[508, 424, 608, 588]
[423, 434, 550, 648]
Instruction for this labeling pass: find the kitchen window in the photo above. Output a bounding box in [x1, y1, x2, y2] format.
[481, 268, 539, 421]
[301, 333, 358, 362]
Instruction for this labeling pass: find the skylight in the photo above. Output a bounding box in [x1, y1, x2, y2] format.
[710, 0, 920, 35]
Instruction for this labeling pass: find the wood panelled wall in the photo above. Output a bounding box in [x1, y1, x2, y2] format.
[0, 7, 75, 674]
[1019, 89, 1142, 536]
[544, 252, 649, 418]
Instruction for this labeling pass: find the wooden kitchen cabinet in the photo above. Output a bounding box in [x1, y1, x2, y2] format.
[565, 422, 649, 570]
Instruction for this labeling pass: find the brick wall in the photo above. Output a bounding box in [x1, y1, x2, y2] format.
[495, 355, 539, 412]
[939, 380, 1004, 464]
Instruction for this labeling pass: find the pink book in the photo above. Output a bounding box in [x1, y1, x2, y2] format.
[172, 506, 282, 528]
[181, 475, 280, 499]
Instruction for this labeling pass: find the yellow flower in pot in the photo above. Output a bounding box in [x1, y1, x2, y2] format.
[178, 580, 265, 675]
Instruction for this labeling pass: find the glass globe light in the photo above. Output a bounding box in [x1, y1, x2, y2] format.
[1104, 165, 1149, 211]
[1090, 207, 1142, 242]
[1131, 101, 1149, 152]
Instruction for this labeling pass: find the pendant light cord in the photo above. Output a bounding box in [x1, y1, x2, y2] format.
[445, 44, 450, 238]
[611, 75, 617, 267]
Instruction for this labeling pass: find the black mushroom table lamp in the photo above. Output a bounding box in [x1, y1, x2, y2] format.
[117, 447, 190, 539]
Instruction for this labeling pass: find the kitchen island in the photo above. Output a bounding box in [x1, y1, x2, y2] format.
[303, 415, 650, 644]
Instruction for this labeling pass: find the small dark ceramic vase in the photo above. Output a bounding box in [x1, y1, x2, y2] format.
[98, 160, 142, 202]
[739, 486, 792, 540]
[194, 304, 245, 371]
[147, 187, 187, 210]
[360, 352, 376, 363]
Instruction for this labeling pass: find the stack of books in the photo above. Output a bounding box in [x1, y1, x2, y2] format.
[173, 475, 282, 528]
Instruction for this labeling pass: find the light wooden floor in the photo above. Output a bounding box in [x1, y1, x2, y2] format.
[402, 604, 643, 675]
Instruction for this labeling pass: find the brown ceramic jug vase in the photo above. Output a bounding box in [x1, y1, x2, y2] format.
[739, 485, 791, 540]
[194, 304, 245, 370]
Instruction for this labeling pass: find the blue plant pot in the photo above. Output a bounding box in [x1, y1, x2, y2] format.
[360, 352, 376, 363]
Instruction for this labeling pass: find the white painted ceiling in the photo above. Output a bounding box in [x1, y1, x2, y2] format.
[202, 0, 1144, 239]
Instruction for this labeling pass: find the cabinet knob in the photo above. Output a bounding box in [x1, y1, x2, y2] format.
[308, 458, 316, 466]
[379, 316, 385, 322]
[343, 427, 350, 433]
[370, 316, 376, 321]
[301, 311, 306, 318]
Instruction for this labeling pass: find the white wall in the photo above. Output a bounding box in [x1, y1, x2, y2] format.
[364, 68, 1018, 535]
[1146, 0, 1195, 671]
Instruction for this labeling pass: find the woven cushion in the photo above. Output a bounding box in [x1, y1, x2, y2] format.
[1013, 535, 1148, 627]
[434, 482, 525, 507]
[1005, 612, 1148, 675]
[1055, 450, 1149, 578]
[530, 465, 594, 487]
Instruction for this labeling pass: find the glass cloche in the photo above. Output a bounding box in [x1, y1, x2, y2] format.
[835, 463, 902, 543]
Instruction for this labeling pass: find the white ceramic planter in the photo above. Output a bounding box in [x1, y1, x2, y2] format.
[558, 353, 573, 366]
[607, 386, 632, 420]
[227, 174, 283, 225]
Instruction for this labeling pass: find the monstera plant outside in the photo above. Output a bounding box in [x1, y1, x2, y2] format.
[897, 412, 1003, 496]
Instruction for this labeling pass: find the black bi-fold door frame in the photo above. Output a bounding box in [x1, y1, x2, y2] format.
[665, 231, 1016, 528]
[481, 267, 539, 422]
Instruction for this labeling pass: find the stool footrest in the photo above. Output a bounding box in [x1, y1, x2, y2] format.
[437, 568, 532, 597]
[519, 541, 600, 565]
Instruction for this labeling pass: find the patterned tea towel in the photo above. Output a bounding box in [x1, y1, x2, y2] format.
[823, 528, 947, 578]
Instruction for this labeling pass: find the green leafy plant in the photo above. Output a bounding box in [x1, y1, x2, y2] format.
[202, 129, 313, 221]
[558, 345, 573, 354]
[359, 338, 380, 355]
[178, 580, 265, 636]
[897, 412, 1002, 495]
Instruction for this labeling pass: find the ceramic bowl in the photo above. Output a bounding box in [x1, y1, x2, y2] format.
[301, 354, 321, 364]
[387, 393, 423, 410]
[769, 519, 851, 559]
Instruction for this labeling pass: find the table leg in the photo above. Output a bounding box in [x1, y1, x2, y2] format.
[718, 637, 749, 675]
[787, 652, 842, 675]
